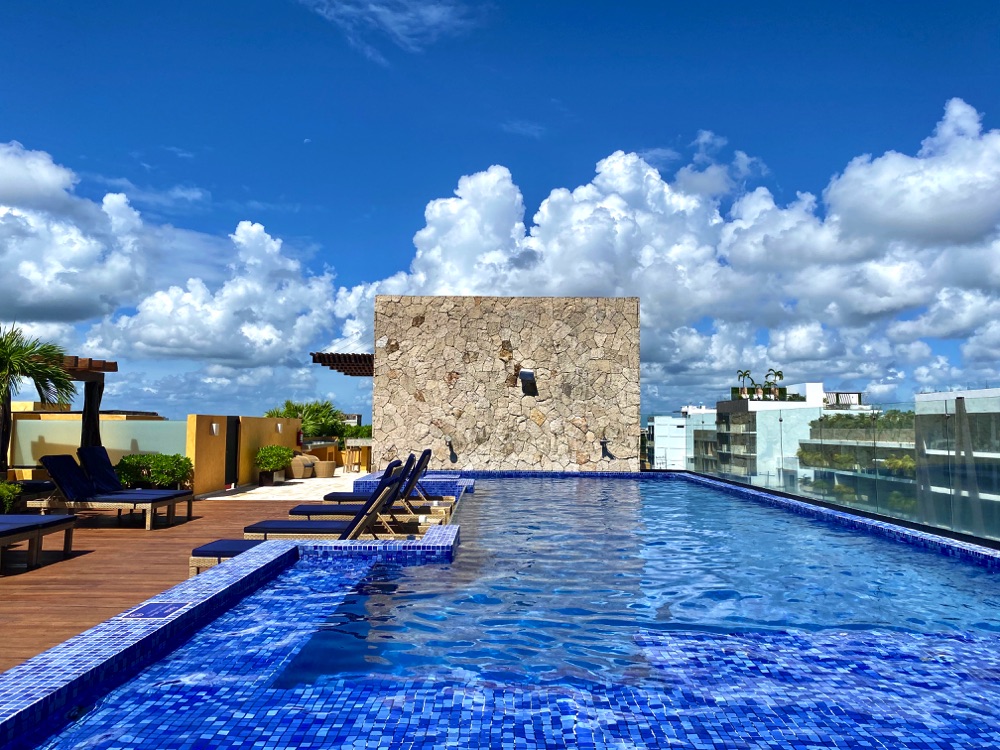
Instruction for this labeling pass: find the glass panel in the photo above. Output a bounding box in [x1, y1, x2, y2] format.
[687, 392, 1000, 545]
[12, 419, 187, 466]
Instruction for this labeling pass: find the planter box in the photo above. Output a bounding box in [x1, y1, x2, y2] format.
[258, 470, 285, 486]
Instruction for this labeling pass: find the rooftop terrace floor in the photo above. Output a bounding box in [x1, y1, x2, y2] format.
[0, 471, 367, 673]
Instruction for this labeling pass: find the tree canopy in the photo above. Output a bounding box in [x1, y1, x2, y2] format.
[0, 325, 77, 474]
[264, 399, 348, 438]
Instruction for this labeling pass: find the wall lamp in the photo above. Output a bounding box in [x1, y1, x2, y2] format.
[276, 423, 283, 434]
[444, 434, 458, 464]
[600, 435, 616, 460]
[518, 369, 538, 396]
[209, 422, 220, 437]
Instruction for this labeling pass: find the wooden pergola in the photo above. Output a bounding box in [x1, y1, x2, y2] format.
[309, 352, 374, 377]
[62, 356, 118, 447]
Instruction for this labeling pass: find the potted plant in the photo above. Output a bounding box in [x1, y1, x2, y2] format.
[255, 445, 294, 486]
[0, 480, 22, 514]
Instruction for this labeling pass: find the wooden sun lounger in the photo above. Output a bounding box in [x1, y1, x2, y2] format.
[35, 454, 194, 530]
[244, 460, 412, 542]
[28, 494, 193, 530]
[0, 515, 75, 571]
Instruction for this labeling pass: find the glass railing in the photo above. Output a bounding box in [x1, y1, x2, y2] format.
[690, 394, 1000, 544]
[12, 419, 188, 467]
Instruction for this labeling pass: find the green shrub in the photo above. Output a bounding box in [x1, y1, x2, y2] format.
[255, 445, 294, 472]
[0, 481, 22, 513]
[887, 490, 917, 513]
[116, 454, 193, 489]
[830, 484, 857, 502]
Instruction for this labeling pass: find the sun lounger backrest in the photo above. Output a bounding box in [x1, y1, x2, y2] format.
[40, 455, 98, 503]
[341, 462, 407, 540]
[77, 446, 124, 493]
[398, 448, 432, 499]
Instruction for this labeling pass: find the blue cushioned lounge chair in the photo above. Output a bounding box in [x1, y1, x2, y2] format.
[321, 458, 403, 503]
[290, 449, 450, 523]
[188, 539, 264, 577]
[77, 445, 191, 497]
[34, 455, 194, 530]
[0, 514, 75, 571]
[243, 463, 407, 541]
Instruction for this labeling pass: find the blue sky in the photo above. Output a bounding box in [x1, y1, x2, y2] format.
[1, 1, 999, 420]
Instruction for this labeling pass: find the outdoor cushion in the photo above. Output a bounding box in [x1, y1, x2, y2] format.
[77, 446, 125, 493]
[0, 514, 74, 532]
[244, 519, 354, 537]
[323, 458, 402, 502]
[191, 539, 263, 560]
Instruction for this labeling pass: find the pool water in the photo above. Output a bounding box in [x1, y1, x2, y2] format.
[40, 477, 1000, 748]
[278, 477, 1000, 688]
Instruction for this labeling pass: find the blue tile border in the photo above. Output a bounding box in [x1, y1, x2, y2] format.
[0, 525, 461, 750]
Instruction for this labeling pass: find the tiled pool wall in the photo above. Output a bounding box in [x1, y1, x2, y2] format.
[5, 470, 1000, 749]
[0, 526, 459, 750]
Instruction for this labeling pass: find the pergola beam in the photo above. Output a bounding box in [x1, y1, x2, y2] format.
[309, 352, 374, 377]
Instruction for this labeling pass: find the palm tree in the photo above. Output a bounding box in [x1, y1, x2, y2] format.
[0, 325, 77, 475]
[766, 368, 784, 386]
[265, 399, 347, 438]
[736, 369, 752, 387]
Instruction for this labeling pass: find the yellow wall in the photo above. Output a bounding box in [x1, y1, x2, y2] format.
[237, 417, 300, 486]
[6, 408, 301, 492]
[186, 415, 229, 496]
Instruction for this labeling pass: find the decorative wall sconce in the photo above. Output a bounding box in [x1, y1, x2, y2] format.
[600, 435, 616, 460]
[518, 369, 538, 397]
[209, 422, 220, 437]
[276, 423, 283, 434]
[444, 434, 458, 464]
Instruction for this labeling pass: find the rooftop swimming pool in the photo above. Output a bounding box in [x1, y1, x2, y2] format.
[20, 476, 1000, 747]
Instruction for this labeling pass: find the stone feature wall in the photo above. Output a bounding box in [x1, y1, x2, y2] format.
[372, 296, 640, 472]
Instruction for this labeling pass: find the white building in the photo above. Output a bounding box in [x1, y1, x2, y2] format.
[646, 405, 717, 470]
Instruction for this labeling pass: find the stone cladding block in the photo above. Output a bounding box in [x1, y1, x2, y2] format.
[372, 296, 640, 471]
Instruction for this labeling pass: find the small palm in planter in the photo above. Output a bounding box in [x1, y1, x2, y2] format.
[256, 445, 294, 486]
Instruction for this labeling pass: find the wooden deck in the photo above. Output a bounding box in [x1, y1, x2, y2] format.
[0, 499, 298, 674]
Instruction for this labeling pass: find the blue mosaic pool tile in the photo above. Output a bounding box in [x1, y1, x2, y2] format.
[0, 541, 299, 750]
[32, 557, 1000, 748]
[298, 524, 458, 566]
[0, 523, 460, 750]
[12, 471, 1000, 749]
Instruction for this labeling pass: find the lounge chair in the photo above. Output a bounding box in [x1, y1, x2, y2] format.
[321, 458, 403, 503]
[290, 449, 450, 524]
[0, 514, 75, 571]
[323, 449, 453, 508]
[243, 463, 408, 541]
[77, 446, 192, 497]
[32, 455, 194, 530]
[188, 539, 264, 577]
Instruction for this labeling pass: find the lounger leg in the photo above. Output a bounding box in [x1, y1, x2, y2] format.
[145, 509, 154, 531]
[26, 534, 40, 569]
[186, 498, 193, 521]
[62, 528, 74, 558]
[167, 504, 177, 526]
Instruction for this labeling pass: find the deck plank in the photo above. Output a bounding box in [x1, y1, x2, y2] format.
[0, 499, 298, 673]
